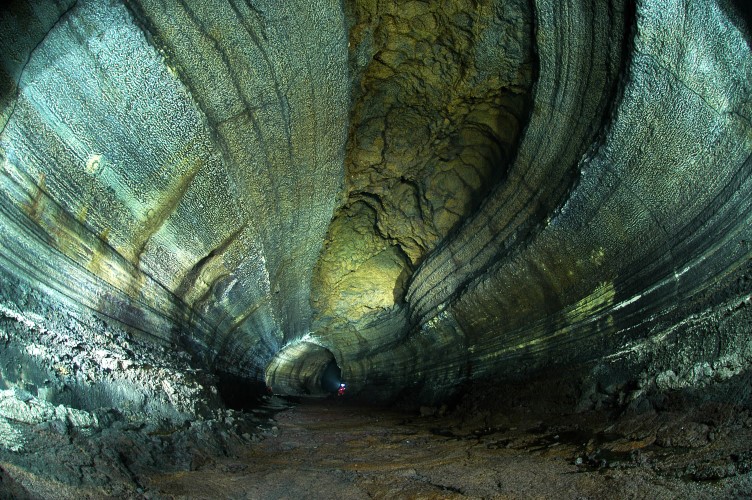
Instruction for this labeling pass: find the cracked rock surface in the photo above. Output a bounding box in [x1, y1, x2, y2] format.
[0, 0, 751, 496]
[142, 381, 752, 499]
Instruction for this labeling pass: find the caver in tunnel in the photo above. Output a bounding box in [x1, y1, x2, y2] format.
[0, 0, 751, 497]
[264, 341, 347, 398]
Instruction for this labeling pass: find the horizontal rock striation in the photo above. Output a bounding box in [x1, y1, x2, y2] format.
[353, 0, 752, 401]
[1, 0, 348, 391]
[304, 0, 535, 385]
[1, 0, 751, 412]
[405, 0, 631, 326]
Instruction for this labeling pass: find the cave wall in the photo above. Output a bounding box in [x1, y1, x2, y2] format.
[350, 0, 752, 402]
[1, 0, 349, 392]
[0, 0, 750, 409]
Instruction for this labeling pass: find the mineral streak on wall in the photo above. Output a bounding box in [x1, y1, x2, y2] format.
[0, 0, 751, 405]
[1, 0, 349, 381]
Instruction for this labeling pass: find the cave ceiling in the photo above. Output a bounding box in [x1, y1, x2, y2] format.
[0, 0, 750, 402]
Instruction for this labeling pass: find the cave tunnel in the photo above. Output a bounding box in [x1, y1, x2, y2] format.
[0, 0, 751, 497]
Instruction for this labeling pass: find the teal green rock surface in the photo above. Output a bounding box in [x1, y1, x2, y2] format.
[1, 0, 349, 384]
[0, 0, 750, 425]
[1, 0, 752, 495]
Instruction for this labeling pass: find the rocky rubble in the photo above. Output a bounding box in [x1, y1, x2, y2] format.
[0, 271, 220, 422]
[0, 270, 284, 497]
[0, 387, 283, 497]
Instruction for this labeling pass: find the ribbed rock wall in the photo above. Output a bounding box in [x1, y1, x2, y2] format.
[0, 0, 348, 396]
[0, 0, 750, 410]
[349, 0, 752, 402]
[309, 0, 534, 358]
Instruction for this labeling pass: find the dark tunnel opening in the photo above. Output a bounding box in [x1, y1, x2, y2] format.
[0, 0, 750, 496]
[320, 358, 344, 394]
[216, 372, 270, 412]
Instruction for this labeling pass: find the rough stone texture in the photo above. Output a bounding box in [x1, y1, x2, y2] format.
[309, 0, 533, 347]
[0, 267, 221, 421]
[338, 0, 752, 403]
[405, 0, 630, 326]
[139, 395, 752, 498]
[1, 0, 349, 383]
[0, 1, 77, 131]
[264, 340, 335, 397]
[0, 387, 287, 498]
[0, 0, 751, 496]
[0, 263, 287, 497]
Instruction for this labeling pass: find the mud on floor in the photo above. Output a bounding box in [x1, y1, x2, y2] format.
[144, 397, 752, 499]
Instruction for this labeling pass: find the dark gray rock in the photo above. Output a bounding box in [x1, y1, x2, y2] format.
[0, 0, 750, 495]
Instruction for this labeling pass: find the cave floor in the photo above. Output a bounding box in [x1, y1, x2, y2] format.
[143, 397, 752, 499]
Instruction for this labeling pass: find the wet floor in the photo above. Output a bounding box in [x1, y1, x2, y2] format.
[144, 398, 751, 499]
